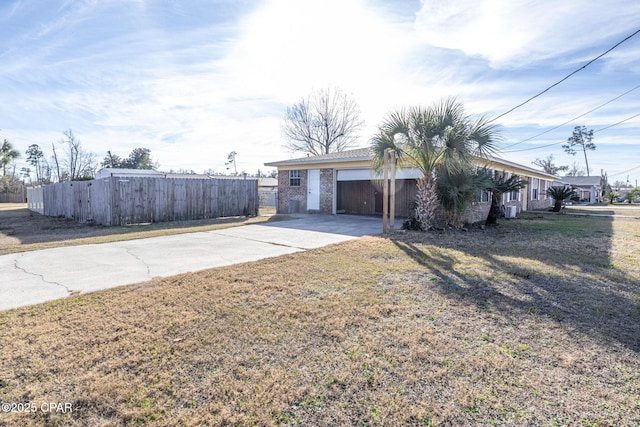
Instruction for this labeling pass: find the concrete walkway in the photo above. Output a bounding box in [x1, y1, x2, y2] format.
[0, 215, 383, 311]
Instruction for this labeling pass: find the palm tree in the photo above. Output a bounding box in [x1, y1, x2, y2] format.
[371, 99, 500, 229]
[1, 139, 20, 176]
[546, 186, 577, 212]
[438, 165, 494, 227]
[484, 171, 526, 225]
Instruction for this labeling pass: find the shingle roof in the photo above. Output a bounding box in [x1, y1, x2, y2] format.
[265, 148, 559, 181]
[560, 176, 602, 186]
[484, 155, 559, 180]
[264, 147, 373, 166]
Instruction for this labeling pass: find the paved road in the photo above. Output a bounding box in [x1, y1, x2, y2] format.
[0, 215, 383, 311]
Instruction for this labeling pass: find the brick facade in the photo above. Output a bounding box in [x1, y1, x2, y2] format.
[277, 170, 308, 214]
[319, 169, 334, 214]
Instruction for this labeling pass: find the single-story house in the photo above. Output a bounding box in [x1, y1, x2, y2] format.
[560, 176, 604, 203]
[95, 168, 165, 179]
[264, 147, 559, 223]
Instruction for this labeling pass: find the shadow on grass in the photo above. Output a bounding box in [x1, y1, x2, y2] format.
[391, 214, 640, 353]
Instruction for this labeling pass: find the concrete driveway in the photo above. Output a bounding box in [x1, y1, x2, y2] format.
[0, 215, 383, 311]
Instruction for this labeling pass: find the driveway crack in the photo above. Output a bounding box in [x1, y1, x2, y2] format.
[211, 230, 308, 250]
[122, 247, 152, 278]
[14, 255, 75, 295]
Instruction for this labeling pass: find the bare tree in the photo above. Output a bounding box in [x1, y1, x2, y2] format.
[565, 161, 586, 177]
[51, 129, 97, 181]
[51, 142, 63, 182]
[532, 154, 568, 176]
[283, 87, 364, 155]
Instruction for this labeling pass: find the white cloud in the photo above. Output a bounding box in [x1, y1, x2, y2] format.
[415, 0, 640, 68]
[3, 0, 640, 182]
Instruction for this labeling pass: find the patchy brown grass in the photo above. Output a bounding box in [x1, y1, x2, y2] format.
[0, 204, 283, 255]
[564, 204, 640, 217]
[0, 213, 639, 426]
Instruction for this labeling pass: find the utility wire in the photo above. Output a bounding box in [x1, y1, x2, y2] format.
[502, 83, 640, 149]
[502, 111, 640, 153]
[609, 163, 640, 178]
[489, 28, 640, 124]
[593, 112, 640, 134]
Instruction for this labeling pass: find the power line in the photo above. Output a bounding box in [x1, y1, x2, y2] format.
[502, 83, 640, 149]
[502, 111, 640, 153]
[609, 164, 640, 178]
[593, 112, 640, 134]
[489, 28, 640, 123]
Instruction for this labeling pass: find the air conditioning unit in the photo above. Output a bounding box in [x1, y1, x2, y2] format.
[505, 206, 517, 218]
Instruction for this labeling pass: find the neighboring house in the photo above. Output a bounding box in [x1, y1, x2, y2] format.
[95, 168, 165, 179]
[96, 168, 235, 180]
[264, 148, 558, 222]
[560, 176, 604, 203]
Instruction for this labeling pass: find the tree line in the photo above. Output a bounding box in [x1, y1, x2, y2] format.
[0, 129, 158, 186]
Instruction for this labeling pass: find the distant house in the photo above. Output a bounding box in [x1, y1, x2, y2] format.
[560, 176, 604, 203]
[258, 177, 278, 208]
[265, 147, 558, 223]
[94, 168, 165, 179]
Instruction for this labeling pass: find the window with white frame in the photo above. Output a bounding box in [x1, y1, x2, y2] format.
[543, 180, 549, 199]
[509, 189, 519, 201]
[531, 178, 539, 200]
[289, 170, 301, 186]
[476, 189, 490, 203]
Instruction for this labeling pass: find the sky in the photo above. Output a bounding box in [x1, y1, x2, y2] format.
[1, 0, 640, 186]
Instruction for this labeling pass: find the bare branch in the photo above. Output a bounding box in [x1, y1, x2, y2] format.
[282, 87, 364, 155]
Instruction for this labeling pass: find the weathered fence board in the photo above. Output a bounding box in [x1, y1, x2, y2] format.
[27, 187, 45, 213]
[32, 177, 258, 226]
[0, 192, 26, 203]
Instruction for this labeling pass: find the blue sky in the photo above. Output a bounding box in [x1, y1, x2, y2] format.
[1, 0, 640, 185]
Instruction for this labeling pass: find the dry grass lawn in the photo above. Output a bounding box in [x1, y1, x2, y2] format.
[0, 211, 639, 426]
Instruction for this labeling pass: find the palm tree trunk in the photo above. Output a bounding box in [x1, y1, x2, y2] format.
[485, 192, 501, 225]
[416, 176, 438, 230]
[553, 200, 563, 212]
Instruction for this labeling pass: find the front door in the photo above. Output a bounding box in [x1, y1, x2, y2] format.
[307, 169, 320, 210]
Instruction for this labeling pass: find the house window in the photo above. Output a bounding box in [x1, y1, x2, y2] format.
[474, 190, 490, 203]
[543, 180, 549, 199]
[289, 170, 301, 187]
[509, 190, 519, 201]
[531, 178, 539, 200]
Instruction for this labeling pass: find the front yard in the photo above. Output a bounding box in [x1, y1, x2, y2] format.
[0, 212, 639, 426]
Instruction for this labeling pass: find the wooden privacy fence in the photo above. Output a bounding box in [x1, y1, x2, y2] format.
[29, 177, 258, 226]
[0, 192, 26, 203]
